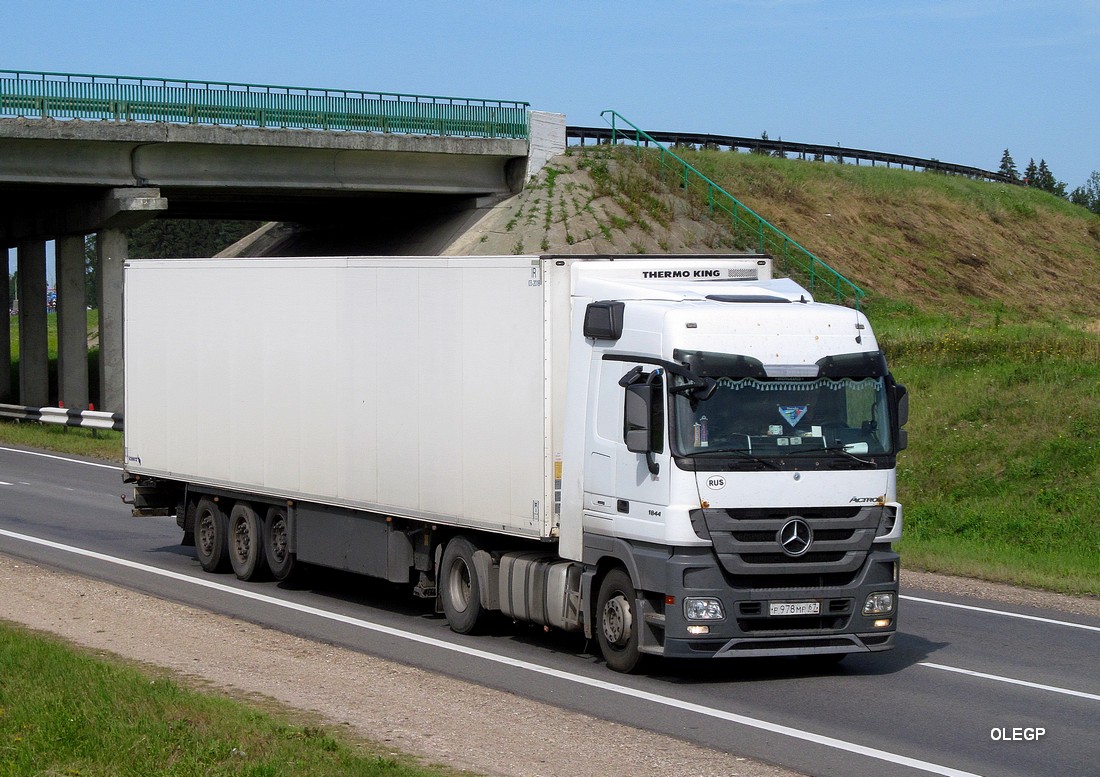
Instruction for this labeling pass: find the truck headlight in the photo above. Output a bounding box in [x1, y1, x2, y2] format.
[863, 592, 895, 616]
[684, 597, 725, 621]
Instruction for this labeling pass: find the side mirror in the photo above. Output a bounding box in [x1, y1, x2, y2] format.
[624, 372, 663, 475]
[893, 382, 909, 452]
[895, 383, 909, 428]
[624, 383, 653, 454]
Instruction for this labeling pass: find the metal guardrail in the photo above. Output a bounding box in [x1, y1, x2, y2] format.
[599, 110, 866, 308]
[0, 403, 122, 431]
[0, 69, 530, 139]
[568, 125, 1013, 184]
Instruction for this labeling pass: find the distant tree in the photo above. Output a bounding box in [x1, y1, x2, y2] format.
[127, 219, 261, 259]
[1034, 160, 1067, 197]
[1023, 158, 1038, 186]
[1069, 171, 1100, 215]
[997, 149, 1019, 181]
[752, 131, 771, 156]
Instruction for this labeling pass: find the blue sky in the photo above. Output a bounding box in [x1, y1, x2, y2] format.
[4, 0, 1098, 190]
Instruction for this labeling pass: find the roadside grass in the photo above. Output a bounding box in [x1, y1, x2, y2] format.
[0, 623, 450, 777]
[4, 310, 120, 460]
[881, 321, 1100, 596]
[0, 420, 122, 461]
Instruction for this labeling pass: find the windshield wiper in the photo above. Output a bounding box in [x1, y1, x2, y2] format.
[785, 444, 875, 465]
[683, 447, 781, 469]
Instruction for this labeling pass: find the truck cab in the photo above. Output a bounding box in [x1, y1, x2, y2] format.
[560, 262, 907, 670]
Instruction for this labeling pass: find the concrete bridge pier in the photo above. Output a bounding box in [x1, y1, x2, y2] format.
[96, 228, 127, 414]
[56, 235, 89, 411]
[16, 240, 49, 407]
[1, 188, 163, 412]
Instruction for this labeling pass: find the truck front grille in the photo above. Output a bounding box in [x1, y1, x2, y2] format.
[690, 505, 883, 584]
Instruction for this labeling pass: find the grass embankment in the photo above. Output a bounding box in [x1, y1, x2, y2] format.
[880, 318, 1100, 595]
[0, 623, 444, 777]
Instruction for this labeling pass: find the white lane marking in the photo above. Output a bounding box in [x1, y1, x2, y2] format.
[0, 527, 978, 777]
[0, 481, 12, 486]
[901, 595, 1100, 633]
[921, 662, 1100, 702]
[0, 446, 123, 472]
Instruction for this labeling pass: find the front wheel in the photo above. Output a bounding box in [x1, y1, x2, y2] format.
[439, 535, 486, 634]
[596, 568, 643, 673]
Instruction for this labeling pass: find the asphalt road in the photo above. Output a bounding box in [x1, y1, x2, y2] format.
[1, 444, 1097, 777]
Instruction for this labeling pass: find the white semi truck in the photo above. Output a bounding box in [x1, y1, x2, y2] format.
[124, 254, 908, 672]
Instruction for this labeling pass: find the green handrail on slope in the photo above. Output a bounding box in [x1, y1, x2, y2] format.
[0, 69, 529, 139]
[601, 110, 865, 308]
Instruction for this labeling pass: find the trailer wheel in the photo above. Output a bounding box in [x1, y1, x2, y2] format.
[228, 503, 267, 581]
[440, 536, 486, 634]
[194, 497, 229, 573]
[263, 506, 296, 581]
[596, 568, 643, 673]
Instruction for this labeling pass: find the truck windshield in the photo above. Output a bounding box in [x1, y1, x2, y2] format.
[672, 375, 893, 462]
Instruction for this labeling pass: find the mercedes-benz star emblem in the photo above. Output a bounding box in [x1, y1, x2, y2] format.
[778, 518, 813, 557]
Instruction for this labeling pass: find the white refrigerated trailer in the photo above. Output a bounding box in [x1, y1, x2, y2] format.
[124, 254, 907, 671]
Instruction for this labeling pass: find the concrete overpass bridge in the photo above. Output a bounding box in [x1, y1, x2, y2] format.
[0, 70, 564, 413]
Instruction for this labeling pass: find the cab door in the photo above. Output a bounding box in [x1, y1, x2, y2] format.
[583, 356, 671, 541]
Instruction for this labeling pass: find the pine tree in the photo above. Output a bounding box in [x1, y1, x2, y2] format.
[1036, 160, 1055, 192]
[1023, 158, 1038, 186]
[997, 149, 1019, 181]
[1033, 160, 1067, 197]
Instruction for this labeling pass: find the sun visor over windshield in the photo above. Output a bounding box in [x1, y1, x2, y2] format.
[816, 350, 888, 378]
[674, 349, 767, 378]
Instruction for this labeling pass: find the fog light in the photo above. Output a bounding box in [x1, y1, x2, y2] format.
[687, 625, 711, 635]
[863, 592, 895, 616]
[684, 597, 725, 620]
[874, 618, 892, 629]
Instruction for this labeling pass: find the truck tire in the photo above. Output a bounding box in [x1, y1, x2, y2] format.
[194, 497, 229, 573]
[228, 502, 267, 581]
[263, 506, 296, 581]
[596, 568, 643, 673]
[440, 535, 486, 634]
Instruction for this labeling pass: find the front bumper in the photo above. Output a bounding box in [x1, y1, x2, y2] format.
[642, 545, 899, 659]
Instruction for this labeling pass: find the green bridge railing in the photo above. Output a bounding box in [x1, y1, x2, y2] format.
[0, 69, 530, 139]
[601, 110, 865, 308]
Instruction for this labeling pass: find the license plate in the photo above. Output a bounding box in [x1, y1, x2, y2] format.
[769, 601, 821, 616]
